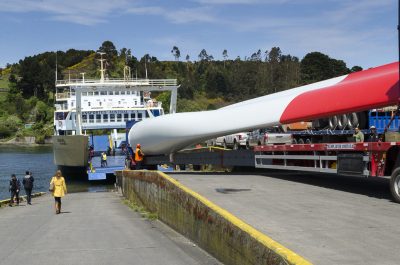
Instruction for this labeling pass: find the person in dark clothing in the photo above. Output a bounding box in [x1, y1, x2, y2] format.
[9, 174, 21, 207]
[368, 126, 380, 142]
[23, 171, 34, 205]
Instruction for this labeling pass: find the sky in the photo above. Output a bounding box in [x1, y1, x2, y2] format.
[0, 0, 397, 69]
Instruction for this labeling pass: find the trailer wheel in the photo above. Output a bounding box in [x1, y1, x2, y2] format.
[298, 138, 305, 144]
[305, 138, 312, 144]
[292, 138, 298, 144]
[390, 168, 400, 203]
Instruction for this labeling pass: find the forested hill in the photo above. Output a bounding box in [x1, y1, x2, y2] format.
[0, 40, 362, 142]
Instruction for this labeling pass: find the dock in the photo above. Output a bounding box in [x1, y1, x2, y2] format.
[171, 171, 400, 265]
[0, 191, 220, 265]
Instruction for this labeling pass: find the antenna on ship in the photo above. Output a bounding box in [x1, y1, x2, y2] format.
[98, 52, 106, 82]
[144, 57, 148, 79]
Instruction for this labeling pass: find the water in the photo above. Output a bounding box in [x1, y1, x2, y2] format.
[0, 145, 56, 200]
[0, 145, 118, 201]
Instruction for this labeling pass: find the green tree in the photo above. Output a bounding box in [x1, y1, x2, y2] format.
[351, 66, 363, 72]
[300, 52, 349, 84]
[171, 46, 181, 61]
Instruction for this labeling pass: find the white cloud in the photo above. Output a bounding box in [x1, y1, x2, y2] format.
[126, 6, 217, 24]
[0, 0, 133, 25]
[193, 0, 288, 4]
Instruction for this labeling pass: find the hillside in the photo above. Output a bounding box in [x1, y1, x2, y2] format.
[0, 41, 362, 142]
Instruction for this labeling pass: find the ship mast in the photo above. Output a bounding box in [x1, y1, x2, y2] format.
[98, 52, 106, 82]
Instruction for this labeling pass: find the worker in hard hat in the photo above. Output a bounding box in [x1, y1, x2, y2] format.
[368, 125, 379, 142]
[134, 144, 144, 170]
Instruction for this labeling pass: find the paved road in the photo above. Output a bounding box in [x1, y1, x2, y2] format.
[171, 171, 400, 265]
[0, 191, 220, 265]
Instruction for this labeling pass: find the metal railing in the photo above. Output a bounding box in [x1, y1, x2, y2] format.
[56, 78, 177, 87]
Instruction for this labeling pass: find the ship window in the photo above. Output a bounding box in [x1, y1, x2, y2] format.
[118, 101, 121, 104]
[115, 91, 120, 95]
[88, 92, 93, 96]
[88, 102, 91, 107]
[94, 92, 99, 96]
[117, 114, 122, 122]
[71, 101, 74, 107]
[99, 102, 102, 106]
[110, 114, 115, 122]
[134, 101, 137, 105]
[89, 114, 94, 123]
[138, 113, 142, 120]
[100, 91, 107, 95]
[127, 91, 130, 95]
[124, 113, 129, 121]
[82, 92, 87, 96]
[103, 114, 108, 122]
[96, 114, 101, 122]
[121, 91, 126, 95]
[132, 113, 136, 120]
[82, 114, 87, 123]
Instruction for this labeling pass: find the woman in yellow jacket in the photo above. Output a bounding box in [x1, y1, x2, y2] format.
[50, 170, 67, 214]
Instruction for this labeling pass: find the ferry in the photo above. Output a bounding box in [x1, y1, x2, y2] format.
[53, 56, 178, 179]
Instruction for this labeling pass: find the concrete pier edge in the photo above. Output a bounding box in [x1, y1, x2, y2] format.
[0, 192, 46, 207]
[116, 170, 312, 265]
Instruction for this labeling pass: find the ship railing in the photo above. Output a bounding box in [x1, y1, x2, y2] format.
[145, 101, 162, 108]
[56, 78, 177, 87]
[56, 92, 70, 100]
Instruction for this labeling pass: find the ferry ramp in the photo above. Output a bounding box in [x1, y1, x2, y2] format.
[0, 192, 220, 265]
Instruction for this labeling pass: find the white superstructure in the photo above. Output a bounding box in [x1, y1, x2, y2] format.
[53, 58, 179, 176]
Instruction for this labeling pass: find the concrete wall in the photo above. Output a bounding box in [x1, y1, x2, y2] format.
[116, 170, 311, 265]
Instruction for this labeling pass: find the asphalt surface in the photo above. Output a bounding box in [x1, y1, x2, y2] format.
[0, 191, 220, 265]
[171, 171, 400, 265]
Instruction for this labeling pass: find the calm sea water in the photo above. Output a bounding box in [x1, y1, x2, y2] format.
[0, 145, 117, 201]
[0, 145, 56, 200]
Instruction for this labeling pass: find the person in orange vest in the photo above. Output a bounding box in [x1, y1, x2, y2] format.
[134, 143, 144, 170]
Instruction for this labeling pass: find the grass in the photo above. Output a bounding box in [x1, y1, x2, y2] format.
[122, 199, 158, 220]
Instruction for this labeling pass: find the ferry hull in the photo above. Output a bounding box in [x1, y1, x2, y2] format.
[53, 135, 89, 180]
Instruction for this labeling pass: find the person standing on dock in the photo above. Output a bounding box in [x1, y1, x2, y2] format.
[101, 152, 108, 167]
[9, 174, 21, 207]
[134, 144, 144, 170]
[50, 170, 67, 214]
[23, 171, 34, 205]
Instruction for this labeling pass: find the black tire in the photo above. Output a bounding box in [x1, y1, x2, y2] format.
[305, 138, 312, 144]
[390, 167, 400, 203]
[292, 138, 298, 144]
[298, 138, 305, 144]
